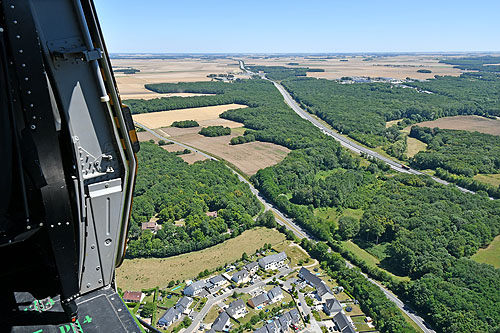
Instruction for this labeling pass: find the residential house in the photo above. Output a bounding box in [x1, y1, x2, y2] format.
[298, 267, 333, 301]
[122, 291, 145, 303]
[209, 275, 227, 288]
[206, 275, 227, 294]
[232, 269, 250, 284]
[248, 292, 270, 309]
[183, 280, 206, 296]
[253, 309, 301, 333]
[342, 325, 357, 333]
[176, 296, 193, 314]
[212, 311, 231, 332]
[245, 261, 259, 275]
[324, 298, 342, 316]
[333, 312, 355, 332]
[141, 221, 160, 232]
[157, 307, 181, 328]
[226, 299, 247, 319]
[258, 252, 287, 271]
[267, 286, 284, 304]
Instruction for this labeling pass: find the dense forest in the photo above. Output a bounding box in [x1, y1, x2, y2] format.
[132, 78, 500, 332]
[128, 142, 261, 258]
[281, 73, 500, 151]
[439, 56, 500, 73]
[410, 126, 500, 176]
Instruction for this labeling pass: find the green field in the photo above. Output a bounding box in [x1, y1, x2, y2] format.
[474, 173, 500, 187]
[314, 208, 363, 230]
[343, 240, 410, 282]
[471, 234, 500, 268]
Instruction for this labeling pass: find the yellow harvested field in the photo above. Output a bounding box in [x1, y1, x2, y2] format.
[132, 104, 247, 129]
[158, 126, 290, 176]
[406, 137, 427, 157]
[241, 55, 462, 80]
[122, 92, 214, 100]
[112, 58, 243, 99]
[116, 228, 286, 290]
[407, 115, 500, 136]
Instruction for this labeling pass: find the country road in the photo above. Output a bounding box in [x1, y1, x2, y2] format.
[135, 121, 434, 333]
[238, 60, 474, 196]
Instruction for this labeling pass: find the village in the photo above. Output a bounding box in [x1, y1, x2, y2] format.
[122, 241, 376, 333]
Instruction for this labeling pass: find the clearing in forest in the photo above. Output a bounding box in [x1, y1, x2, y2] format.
[116, 227, 286, 290]
[471, 234, 500, 268]
[406, 115, 500, 136]
[406, 137, 427, 157]
[132, 104, 247, 129]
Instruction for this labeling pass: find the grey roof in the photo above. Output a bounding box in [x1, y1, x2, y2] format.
[209, 275, 226, 285]
[254, 326, 268, 333]
[232, 269, 249, 283]
[249, 292, 269, 307]
[325, 298, 342, 313]
[212, 311, 230, 332]
[245, 261, 259, 271]
[226, 299, 245, 318]
[334, 312, 350, 331]
[183, 280, 206, 294]
[267, 286, 283, 300]
[158, 307, 180, 326]
[299, 267, 332, 297]
[258, 252, 287, 267]
[288, 308, 300, 324]
[176, 296, 193, 311]
[317, 281, 333, 297]
[278, 315, 291, 329]
[342, 325, 357, 333]
[299, 267, 322, 286]
[264, 322, 279, 333]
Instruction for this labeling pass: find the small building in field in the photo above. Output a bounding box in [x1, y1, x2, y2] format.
[122, 291, 145, 303]
[258, 252, 287, 271]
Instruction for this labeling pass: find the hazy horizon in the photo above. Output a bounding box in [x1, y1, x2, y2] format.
[95, 0, 500, 54]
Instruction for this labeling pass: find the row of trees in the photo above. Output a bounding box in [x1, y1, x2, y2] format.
[171, 120, 199, 128]
[199, 126, 231, 137]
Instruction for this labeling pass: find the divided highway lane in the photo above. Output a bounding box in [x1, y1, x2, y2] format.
[238, 60, 474, 195]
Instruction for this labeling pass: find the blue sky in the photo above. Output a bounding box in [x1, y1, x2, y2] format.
[94, 0, 500, 53]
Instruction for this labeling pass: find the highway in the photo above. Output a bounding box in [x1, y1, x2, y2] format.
[238, 60, 474, 195]
[136, 121, 433, 332]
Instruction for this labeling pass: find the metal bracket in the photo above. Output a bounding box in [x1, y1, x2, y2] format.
[48, 37, 102, 64]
